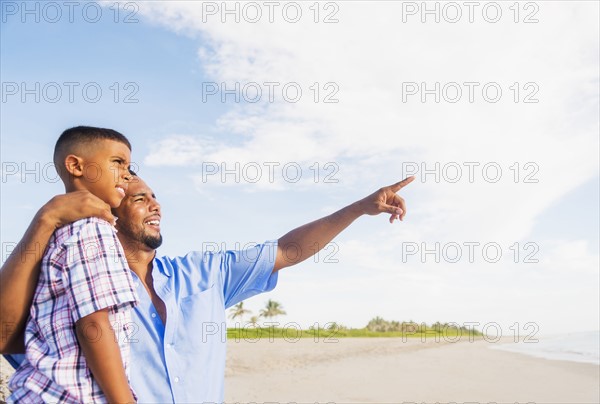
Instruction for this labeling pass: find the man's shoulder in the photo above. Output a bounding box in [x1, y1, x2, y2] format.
[153, 251, 208, 268]
[154, 249, 231, 268]
[153, 240, 278, 273]
[152, 251, 222, 280]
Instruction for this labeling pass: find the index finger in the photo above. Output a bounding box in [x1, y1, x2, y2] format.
[390, 176, 415, 192]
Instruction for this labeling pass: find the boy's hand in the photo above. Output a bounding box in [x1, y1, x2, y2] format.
[39, 191, 115, 228]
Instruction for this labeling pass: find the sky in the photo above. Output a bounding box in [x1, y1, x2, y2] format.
[1, 0, 598, 337]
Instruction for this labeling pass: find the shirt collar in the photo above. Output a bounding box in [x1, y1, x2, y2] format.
[153, 255, 172, 277]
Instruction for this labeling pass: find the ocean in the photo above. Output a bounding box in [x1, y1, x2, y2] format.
[491, 330, 600, 365]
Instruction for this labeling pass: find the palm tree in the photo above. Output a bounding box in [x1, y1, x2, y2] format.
[249, 316, 259, 327]
[228, 302, 251, 324]
[259, 299, 286, 323]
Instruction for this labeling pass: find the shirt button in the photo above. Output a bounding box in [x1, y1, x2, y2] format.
[151, 313, 156, 318]
[174, 377, 180, 383]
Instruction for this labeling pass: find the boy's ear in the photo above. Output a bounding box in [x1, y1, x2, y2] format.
[64, 154, 85, 177]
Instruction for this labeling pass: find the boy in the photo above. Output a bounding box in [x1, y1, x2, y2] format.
[8, 126, 139, 403]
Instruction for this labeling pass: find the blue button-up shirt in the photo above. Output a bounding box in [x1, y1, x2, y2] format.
[6, 240, 279, 403]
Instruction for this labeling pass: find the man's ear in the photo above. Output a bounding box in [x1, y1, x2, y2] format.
[64, 154, 84, 177]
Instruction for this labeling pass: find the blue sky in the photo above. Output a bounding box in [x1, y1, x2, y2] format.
[1, 1, 598, 336]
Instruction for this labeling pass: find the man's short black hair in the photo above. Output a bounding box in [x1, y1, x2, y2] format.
[53, 126, 132, 169]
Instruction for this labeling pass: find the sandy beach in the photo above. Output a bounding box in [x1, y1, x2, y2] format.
[225, 337, 599, 403]
[2, 337, 598, 403]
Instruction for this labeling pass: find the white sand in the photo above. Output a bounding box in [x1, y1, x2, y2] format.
[0, 356, 12, 401]
[225, 337, 600, 403]
[2, 338, 598, 403]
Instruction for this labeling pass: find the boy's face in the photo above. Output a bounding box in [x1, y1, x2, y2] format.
[79, 139, 132, 208]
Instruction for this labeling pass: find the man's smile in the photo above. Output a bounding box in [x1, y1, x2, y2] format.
[144, 215, 161, 231]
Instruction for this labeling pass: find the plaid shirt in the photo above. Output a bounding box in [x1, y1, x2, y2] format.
[8, 217, 139, 403]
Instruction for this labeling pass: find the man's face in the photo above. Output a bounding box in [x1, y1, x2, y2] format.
[113, 177, 163, 250]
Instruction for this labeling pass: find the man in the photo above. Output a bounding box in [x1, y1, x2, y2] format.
[1, 174, 414, 402]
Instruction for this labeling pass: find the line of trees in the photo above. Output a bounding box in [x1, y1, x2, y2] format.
[366, 317, 480, 333]
[228, 305, 479, 334]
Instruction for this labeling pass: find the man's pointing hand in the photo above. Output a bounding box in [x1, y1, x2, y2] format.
[357, 176, 415, 223]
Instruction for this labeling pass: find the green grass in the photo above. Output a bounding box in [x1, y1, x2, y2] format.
[226, 326, 482, 341]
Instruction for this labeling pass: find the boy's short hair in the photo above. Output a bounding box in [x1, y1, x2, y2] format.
[53, 126, 132, 176]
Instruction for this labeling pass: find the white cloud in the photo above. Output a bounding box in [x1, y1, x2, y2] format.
[127, 1, 599, 331]
[144, 134, 219, 166]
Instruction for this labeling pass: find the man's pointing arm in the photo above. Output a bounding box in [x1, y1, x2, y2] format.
[273, 176, 415, 272]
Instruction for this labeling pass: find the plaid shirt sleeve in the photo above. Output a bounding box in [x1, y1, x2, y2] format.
[62, 219, 138, 322]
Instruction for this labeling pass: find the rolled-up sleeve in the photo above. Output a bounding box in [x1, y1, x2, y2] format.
[221, 240, 279, 308]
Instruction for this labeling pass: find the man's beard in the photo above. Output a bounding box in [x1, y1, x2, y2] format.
[118, 221, 163, 250]
[141, 231, 163, 249]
